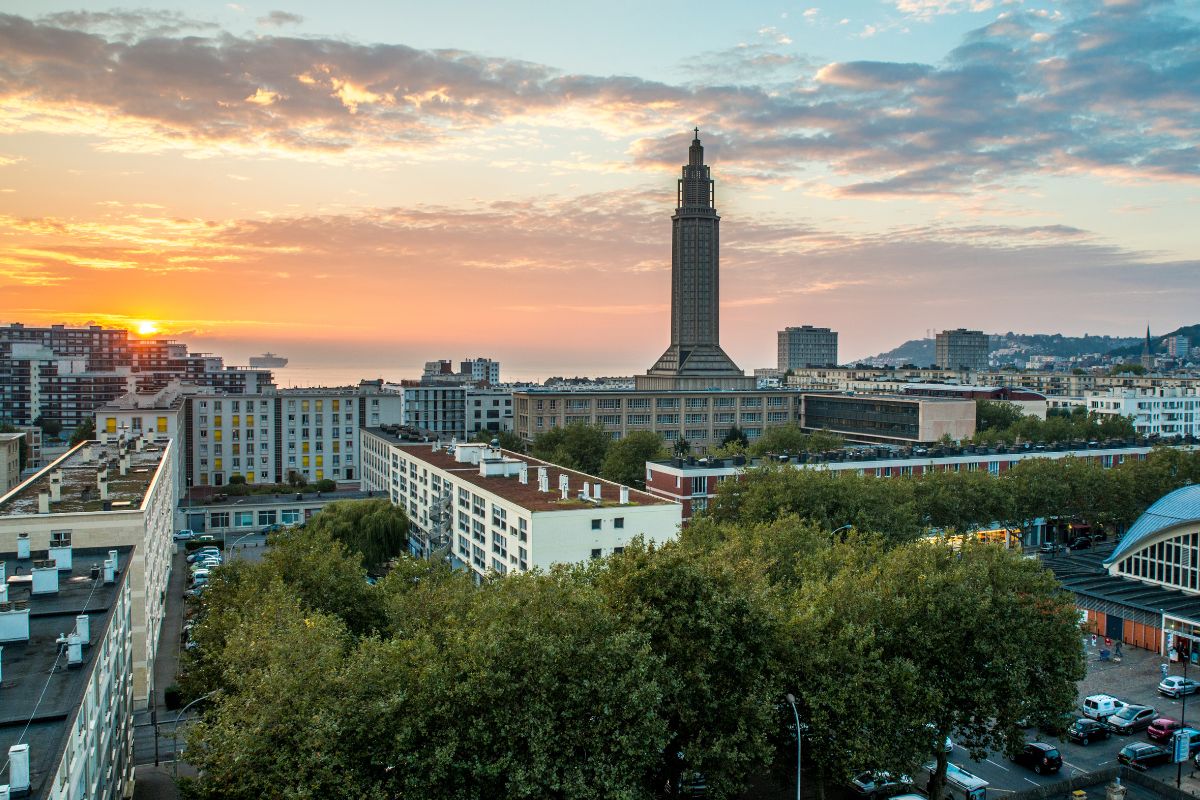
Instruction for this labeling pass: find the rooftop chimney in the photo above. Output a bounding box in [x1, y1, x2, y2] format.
[49, 470, 62, 501]
[7, 743, 30, 793]
[620, 486, 630, 504]
[31, 560, 59, 594]
[103, 551, 117, 584]
[582, 483, 591, 501]
[537, 467, 549, 493]
[67, 632, 83, 666]
[119, 453, 130, 476]
[97, 468, 109, 500]
[593, 483, 601, 501]
[75, 613, 90, 645]
[49, 531, 72, 571]
[0, 601, 30, 642]
[16, 533, 29, 559]
[518, 464, 528, 485]
[38, 492, 49, 514]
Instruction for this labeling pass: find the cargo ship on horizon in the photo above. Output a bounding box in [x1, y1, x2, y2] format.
[249, 352, 288, 367]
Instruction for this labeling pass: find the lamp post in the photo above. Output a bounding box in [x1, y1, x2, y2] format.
[172, 689, 218, 776]
[831, 524, 852, 540]
[785, 693, 802, 800]
[225, 531, 258, 561]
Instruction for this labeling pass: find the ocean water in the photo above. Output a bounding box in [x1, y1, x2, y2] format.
[269, 365, 411, 388]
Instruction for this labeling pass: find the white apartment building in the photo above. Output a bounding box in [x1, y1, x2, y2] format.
[1087, 388, 1200, 438]
[361, 429, 681, 581]
[0, 436, 175, 707]
[399, 385, 513, 440]
[0, 545, 136, 799]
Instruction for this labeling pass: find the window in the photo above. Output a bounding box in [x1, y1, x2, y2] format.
[590, 548, 602, 559]
[591, 519, 601, 530]
[614, 517, 624, 529]
[210, 512, 230, 528]
[258, 510, 277, 525]
[281, 509, 301, 524]
[235, 511, 254, 527]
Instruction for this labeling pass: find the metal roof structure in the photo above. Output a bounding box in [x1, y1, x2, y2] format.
[1104, 485, 1200, 566]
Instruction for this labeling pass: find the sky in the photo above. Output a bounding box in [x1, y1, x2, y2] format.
[0, 0, 1197, 380]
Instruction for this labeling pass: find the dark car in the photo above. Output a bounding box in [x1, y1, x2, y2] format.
[1067, 718, 1111, 746]
[1107, 705, 1157, 734]
[848, 771, 912, 800]
[1118, 742, 1171, 770]
[1011, 742, 1063, 775]
[1069, 536, 1092, 550]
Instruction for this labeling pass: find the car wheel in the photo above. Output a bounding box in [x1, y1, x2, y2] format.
[1080, 736, 1089, 746]
[1034, 764, 1043, 775]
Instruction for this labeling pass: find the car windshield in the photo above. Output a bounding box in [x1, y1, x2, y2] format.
[1044, 749, 1060, 758]
[1114, 708, 1139, 720]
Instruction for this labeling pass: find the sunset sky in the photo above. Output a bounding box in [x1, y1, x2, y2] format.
[1, 0, 1197, 379]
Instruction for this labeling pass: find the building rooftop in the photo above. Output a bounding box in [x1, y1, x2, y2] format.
[0, 439, 168, 517]
[0, 545, 132, 799]
[1047, 543, 1200, 622]
[1105, 485, 1200, 567]
[366, 428, 673, 512]
[513, 386, 803, 395]
[180, 488, 374, 511]
[0, 433, 23, 444]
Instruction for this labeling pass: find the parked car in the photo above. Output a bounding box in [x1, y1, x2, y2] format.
[1011, 742, 1062, 775]
[260, 523, 284, 534]
[190, 569, 211, 584]
[1147, 717, 1184, 743]
[1038, 542, 1063, 555]
[184, 585, 206, 599]
[1158, 676, 1200, 698]
[173, 529, 195, 541]
[849, 771, 912, 800]
[1082, 694, 1126, 721]
[187, 547, 220, 564]
[193, 534, 217, 544]
[1107, 704, 1157, 734]
[1037, 711, 1077, 737]
[1118, 742, 1171, 770]
[191, 559, 220, 572]
[1069, 536, 1092, 550]
[1067, 718, 1111, 746]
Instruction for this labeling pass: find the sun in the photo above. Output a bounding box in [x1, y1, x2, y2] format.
[135, 320, 160, 336]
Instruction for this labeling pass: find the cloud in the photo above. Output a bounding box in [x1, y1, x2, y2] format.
[257, 11, 304, 27]
[0, 4, 1194, 198]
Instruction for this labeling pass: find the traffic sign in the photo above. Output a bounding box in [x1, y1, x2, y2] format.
[1175, 730, 1193, 764]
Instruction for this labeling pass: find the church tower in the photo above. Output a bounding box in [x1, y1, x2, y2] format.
[638, 130, 753, 390]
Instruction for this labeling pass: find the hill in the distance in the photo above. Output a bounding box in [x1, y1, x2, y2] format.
[1106, 323, 1200, 357]
[865, 331, 1145, 368]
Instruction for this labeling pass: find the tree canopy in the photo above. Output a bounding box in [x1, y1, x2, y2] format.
[302, 497, 410, 573]
[600, 431, 668, 489]
[531, 421, 611, 475]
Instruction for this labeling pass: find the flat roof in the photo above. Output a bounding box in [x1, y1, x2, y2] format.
[0, 545, 133, 799]
[512, 387, 803, 395]
[180, 489, 374, 511]
[0, 439, 168, 517]
[801, 392, 974, 404]
[365, 429, 673, 513]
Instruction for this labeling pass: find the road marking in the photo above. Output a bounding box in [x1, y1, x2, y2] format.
[985, 758, 1011, 771]
[1024, 778, 1040, 786]
[1063, 761, 1083, 772]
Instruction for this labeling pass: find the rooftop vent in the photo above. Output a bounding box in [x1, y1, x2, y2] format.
[0, 602, 30, 643]
[49, 531, 72, 571]
[7, 743, 29, 793]
[16, 533, 29, 560]
[620, 486, 630, 504]
[31, 559, 59, 594]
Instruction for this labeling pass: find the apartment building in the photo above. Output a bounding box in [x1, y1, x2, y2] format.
[0, 436, 176, 707]
[0, 545, 136, 799]
[361, 429, 681, 581]
[800, 393, 976, 445]
[1087, 388, 1200, 438]
[0, 432, 23, 494]
[778, 326, 839, 370]
[935, 329, 989, 372]
[399, 385, 513, 440]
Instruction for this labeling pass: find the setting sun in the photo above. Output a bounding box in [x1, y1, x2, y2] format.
[135, 320, 160, 336]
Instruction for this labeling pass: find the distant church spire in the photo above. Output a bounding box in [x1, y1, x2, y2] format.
[1141, 325, 1153, 370]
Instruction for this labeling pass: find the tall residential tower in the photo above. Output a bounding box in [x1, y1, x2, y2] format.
[639, 130, 753, 390]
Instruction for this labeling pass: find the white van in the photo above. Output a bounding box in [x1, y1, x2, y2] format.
[918, 762, 987, 800]
[1082, 694, 1126, 721]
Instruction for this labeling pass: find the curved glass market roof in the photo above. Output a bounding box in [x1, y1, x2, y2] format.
[1104, 484, 1200, 567]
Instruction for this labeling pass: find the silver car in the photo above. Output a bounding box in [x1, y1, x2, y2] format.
[1158, 676, 1200, 698]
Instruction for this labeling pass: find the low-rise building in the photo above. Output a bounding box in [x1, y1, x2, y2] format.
[1087, 388, 1199, 439]
[361, 428, 681, 581]
[0, 546, 135, 799]
[181, 488, 375, 537]
[799, 393, 976, 445]
[0, 436, 175, 707]
[646, 442, 1176, 523]
[0, 545, 135, 799]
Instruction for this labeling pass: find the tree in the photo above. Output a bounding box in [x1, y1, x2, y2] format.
[586, 541, 785, 799]
[600, 431, 668, 489]
[1110, 363, 1146, 376]
[286, 470, 304, 488]
[721, 426, 749, 449]
[69, 418, 94, 445]
[34, 415, 62, 438]
[531, 421, 611, 475]
[674, 437, 691, 458]
[471, 428, 527, 453]
[975, 400, 1024, 433]
[227, 474, 247, 485]
[305, 498, 410, 573]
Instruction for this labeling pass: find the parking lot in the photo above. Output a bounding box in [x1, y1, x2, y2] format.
[946, 641, 1200, 795]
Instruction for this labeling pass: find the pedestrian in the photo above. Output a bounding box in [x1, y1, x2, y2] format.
[1116, 640, 1124, 657]
[1065, 545, 1072, 555]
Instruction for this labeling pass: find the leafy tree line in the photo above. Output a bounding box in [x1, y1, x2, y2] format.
[972, 401, 1136, 445]
[708, 446, 1200, 542]
[179, 503, 1084, 800]
[530, 423, 670, 489]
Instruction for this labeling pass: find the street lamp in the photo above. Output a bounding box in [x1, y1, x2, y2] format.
[225, 531, 258, 560]
[831, 523, 853, 540]
[785, 693, 802, 800]
[172, 689, 219, 776]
